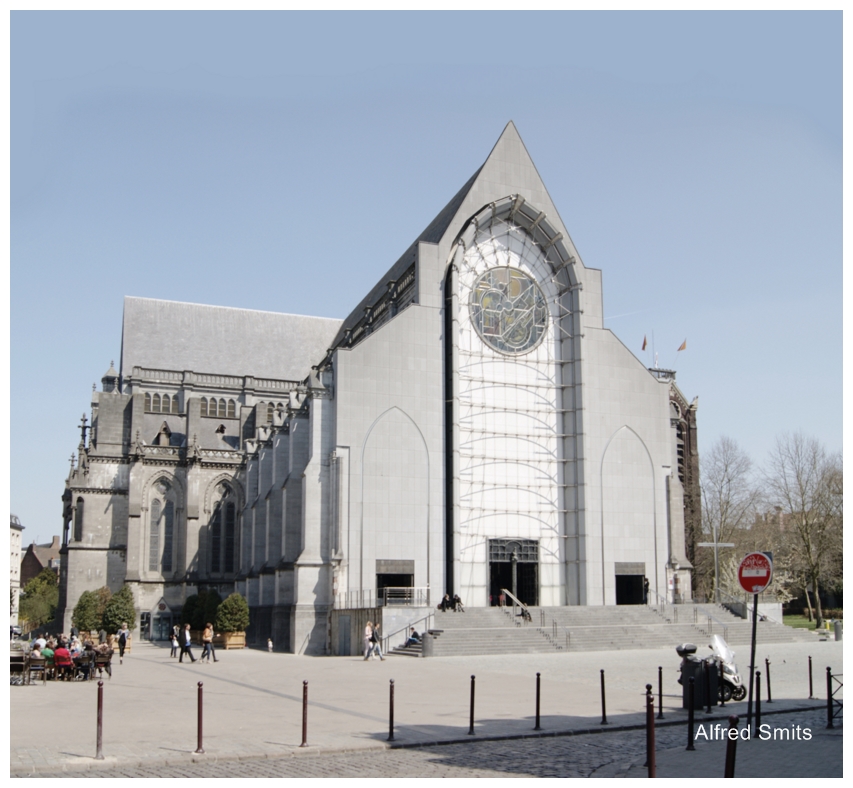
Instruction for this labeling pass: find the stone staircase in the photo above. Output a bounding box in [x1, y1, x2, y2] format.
[408, 604, 815, 657]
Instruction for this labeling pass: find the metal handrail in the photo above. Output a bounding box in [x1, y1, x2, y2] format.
[692, 605, 729, 642]
[381, 587, 430, 607]
[718, 589, 784, 626]
[381, 612, 434, 655]
[500, 588, 532, 624]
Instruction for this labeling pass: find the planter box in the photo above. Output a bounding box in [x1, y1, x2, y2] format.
[214, 631, 246, 649]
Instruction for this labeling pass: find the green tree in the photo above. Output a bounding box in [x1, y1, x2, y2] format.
[102, 585, 137, 633]
[72, 585, 112, 633]
[215, 592, 250, 632]
[19, 569, 59, 630]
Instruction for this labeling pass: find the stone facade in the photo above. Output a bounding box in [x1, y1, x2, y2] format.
[57, 123, 697, 653]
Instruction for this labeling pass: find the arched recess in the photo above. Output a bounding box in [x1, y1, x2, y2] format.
[358, 406, 431, 596]
[442, 195, 583, 606]
[599, 426, 658, 606]
[202, 473, 245, 576]
[142, 473, 184, 579]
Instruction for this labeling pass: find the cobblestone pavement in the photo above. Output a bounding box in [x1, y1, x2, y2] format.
[15, 710, 840, 778]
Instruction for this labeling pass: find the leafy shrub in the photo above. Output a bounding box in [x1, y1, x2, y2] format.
[101, 585, 137, 633]
[215, 592, 250, 632]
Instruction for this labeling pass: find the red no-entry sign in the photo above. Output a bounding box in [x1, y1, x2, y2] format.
[738, 552, 773, 594]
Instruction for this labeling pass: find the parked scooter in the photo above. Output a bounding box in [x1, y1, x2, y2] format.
[709, 634, 746, 701]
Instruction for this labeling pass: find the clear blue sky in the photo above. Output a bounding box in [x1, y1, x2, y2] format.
[10, 11, 842, 543]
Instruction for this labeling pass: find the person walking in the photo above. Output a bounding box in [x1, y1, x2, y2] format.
[267, 638, 274, 653]
[363, 621, 374, 660]
[201, 623, 218, 663]
[370, 623, 385, 661]
[116, 622, 131, 664]
[170, 630, 179, 658]
[179, 623, 197, 663]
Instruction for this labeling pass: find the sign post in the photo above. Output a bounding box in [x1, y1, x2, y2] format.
[737, 552, 773, 735]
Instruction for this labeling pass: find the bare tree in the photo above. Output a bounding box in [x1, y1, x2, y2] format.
[699, 437, 760, 601]
[764, 433, 842, 627]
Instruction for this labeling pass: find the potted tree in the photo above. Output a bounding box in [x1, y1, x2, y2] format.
[214, 592, 250, 649]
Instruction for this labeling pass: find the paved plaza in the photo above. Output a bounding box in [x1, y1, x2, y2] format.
[10, 638, 842, 778]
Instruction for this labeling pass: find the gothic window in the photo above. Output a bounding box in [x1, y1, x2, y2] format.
[149, 479, 177, 575]
[200, 397, 208, 417]
[218, 399, 227, 418]
[73, 497, 84, 542]
[267, 402, 274, 423]
[209, 484, 237, 574]
[152, 394, 161, 413]
[171, 395, 179, 414]
[144, 393, 151, 411]
[227, 399, 236, 418]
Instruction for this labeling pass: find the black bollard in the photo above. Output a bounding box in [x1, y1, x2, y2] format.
[95, 680, 104, 760]
[765, 658, 772, 703]
[300, 681, 308, 747]
[704, 659, 712, 714]
[600, 669, 609, 725]
[388, 679, 395, 741]
[686, 676, 696, 751]
[755, 672, 761, 731]
[826, 667, 833, 729]
[195, 681, 205, 754]
[534, 672, 541, 730]
[468, 675, 476, 735]
[808, 655, 813, 699]
[723, 715, 739, 777]
[644, 684, 656, 775]
[657, 665, 664, 720]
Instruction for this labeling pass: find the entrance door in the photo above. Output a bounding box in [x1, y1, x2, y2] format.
[488, 538, 539, 606]
[615, 575, 645, 605]
[376, 574, 414, 605]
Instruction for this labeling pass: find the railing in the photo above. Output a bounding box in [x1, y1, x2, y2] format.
[718, 589, 784, 626]
[382, 612, 434, 656]
[333, 590, 376, 610]
[499, 588, 532, 626]
[381, 587, 431, 607]
[692, 605, 729, 642]
[647, 590, 678, 623]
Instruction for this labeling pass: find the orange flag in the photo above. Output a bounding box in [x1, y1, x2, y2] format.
[677, 339, 687, 352]
[642, 336, 647, 351]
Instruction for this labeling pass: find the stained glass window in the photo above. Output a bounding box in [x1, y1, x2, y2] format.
[469, 267, 548, 354]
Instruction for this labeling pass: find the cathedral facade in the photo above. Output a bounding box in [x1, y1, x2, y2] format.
[57, 124, 698, 653]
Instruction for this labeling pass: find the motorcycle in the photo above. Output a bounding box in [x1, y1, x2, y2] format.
[709, 634, 746, 702]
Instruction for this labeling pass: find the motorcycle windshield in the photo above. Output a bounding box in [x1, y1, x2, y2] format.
[711, 634, 735, 663]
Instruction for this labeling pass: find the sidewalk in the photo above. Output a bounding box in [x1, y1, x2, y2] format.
[9, 638, 842, 776]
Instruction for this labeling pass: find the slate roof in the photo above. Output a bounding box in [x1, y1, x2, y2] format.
[121, 298, 343, 383]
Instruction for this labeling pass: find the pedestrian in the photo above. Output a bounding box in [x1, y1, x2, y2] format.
[370, 623, 385, 661]
[116, 622, 131, 664]
[267, 638, 273, 653]
[179, 623, 197, 663]
[170, 631, 179, 658]
[643, 576, 650, 604]
[98, 628, 107, 645]
[201, 622, 218, 663]
[363, 621, 374, 660]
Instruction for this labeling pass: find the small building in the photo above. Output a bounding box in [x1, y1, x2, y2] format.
[20, 535, 62, 587]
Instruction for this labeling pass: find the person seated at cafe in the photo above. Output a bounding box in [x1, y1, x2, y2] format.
[404, 628, 421, 647]
[29, 643, 43, 658]
[69, 637, 83, 658]
[53, 644, 74, 679]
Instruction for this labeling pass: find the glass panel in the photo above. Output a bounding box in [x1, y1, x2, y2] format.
[149, 499, 161, 572]
[161, 501, 174, 572]
[224, 502, 235, 573]
[210, 503, 222, 573]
